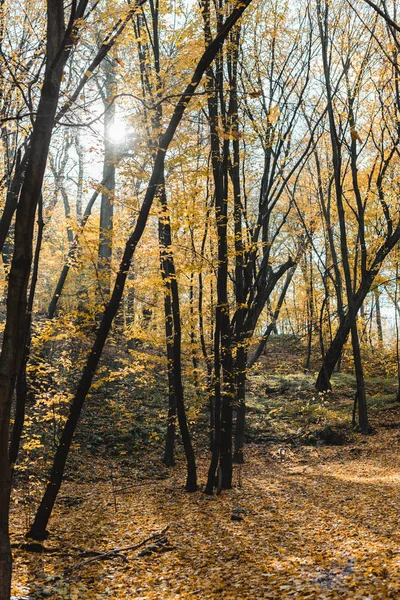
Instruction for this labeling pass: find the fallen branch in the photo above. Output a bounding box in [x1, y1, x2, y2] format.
[66, 526, 169, 572]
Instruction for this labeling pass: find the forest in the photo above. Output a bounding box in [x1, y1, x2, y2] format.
[0, 0, 400, 597]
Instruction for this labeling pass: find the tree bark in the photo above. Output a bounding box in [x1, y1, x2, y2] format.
[0, 0, 75, 592]
[9, 196, 44, 468]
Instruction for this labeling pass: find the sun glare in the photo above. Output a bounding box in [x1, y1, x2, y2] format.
[107, 120, 127, 144]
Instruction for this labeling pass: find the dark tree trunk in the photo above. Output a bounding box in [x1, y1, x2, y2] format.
[315, 301, 355, 391]
[315, 216, 400, 390]
[304, 250, 314, 370]
[9, 197, 44, 467]
[197, 209, 214, 451]
[189, 274, 200, 390]
[206, 117, 233, 490]
[350, 320, 369, 432]
[0, 149, 28, 257]
[228, 26, 247, 466]
[396, 256, 400, 402]
[233, 344, 246, 463]
[159, 192, 177, 468]
[170, 262, 198, 490]
[159, 208, 197, 489]
[0, 0, 74, 591]
[75, 133, 84, 219]
[374, 289, 383, 344]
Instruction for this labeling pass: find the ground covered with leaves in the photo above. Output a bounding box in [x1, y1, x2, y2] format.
[10, 339, 400, 599]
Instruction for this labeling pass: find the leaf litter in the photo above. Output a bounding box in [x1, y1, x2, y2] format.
[10, 413, 400, 599]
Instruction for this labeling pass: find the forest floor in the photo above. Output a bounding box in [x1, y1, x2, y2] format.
[10, 337, 400, 599]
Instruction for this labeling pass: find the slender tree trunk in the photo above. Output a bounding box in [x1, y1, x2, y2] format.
[170, 261, 197, 490]
[374, 288, 383, 344]
[9, 197, 44, 467]
[395, 251, 400, 402]
[158, 191, 177, 468]
[315, 233, 400, 390]
[314, 0, 400, 414]
[304, 250, 314, 370]
[266, 300, 278, 334]
[233, 344, 246, 463]
[0, 0, 71, 591]
[98, 62, 116, 300]
[75, 133, 84, 219]
[198, 257, 214, 451]
[189, 273, 200, 391]
[319, 0, 369, 430]
[205, 315, 222, 494]
[228, 26, 246, 466]
[0, 149, 28, 256]
[350, 320, 369, 431]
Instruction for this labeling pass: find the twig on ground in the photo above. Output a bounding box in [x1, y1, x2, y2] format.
[114, 478, 173, 495]
[65, 525, 169, 573]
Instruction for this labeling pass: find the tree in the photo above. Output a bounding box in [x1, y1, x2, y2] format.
[315, 0, 400, 405]
[0, 2, 91, 593]
[0, 0, 147, 593]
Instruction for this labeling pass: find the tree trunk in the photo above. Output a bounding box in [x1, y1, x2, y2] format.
[315, 0, 396, 420]
[159, 192, 177, 468]
[0, 149, 28, 256]
[304, 250, 314, 370]
[374, 289, 383, 344]
[0, 0, 71, 591]
[9, 197, 44, 467]
[98, 63, 116, 300]
[233, 344, 246, 463]
[228, 26, 246, 466]
[350, 320, 369, 432]
[395, 252, 400, 402]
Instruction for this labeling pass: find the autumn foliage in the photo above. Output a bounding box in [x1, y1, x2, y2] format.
[1, 0, 400, 598]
